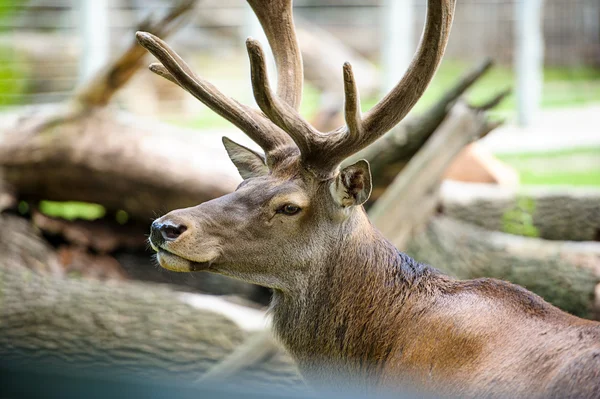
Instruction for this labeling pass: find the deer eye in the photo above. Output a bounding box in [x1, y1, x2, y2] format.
[278, 204, 301, 216]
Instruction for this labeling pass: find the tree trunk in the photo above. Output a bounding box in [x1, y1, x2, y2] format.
[406, 216, 600, 319]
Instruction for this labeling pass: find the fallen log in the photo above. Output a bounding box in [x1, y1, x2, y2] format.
[0, 1, 243, 222]
[369, 100, 499, 248]
[0, 213, 62, 276]
[440, 181, 600, 242]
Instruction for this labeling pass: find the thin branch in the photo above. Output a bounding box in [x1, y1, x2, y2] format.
[471, 87, 512, 111]
[73, 0, 195, 108]
[197, 330, 279, 383]
[480, 119, 505, 138]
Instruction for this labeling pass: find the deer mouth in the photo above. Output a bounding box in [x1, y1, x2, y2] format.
[155, 248, 212, 272]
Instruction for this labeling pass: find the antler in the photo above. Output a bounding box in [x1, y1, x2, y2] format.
[244, 0, 456, 176]
[138, 0, 455, 177]
[136, 32, 295, 160]
[247, 0, 303, 109]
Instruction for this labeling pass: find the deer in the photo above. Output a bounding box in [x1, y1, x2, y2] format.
[138, 0, 600, 397]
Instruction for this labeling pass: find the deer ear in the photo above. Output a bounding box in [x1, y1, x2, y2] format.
[222, 137, 269, 179]
[330, 159, 372, 207]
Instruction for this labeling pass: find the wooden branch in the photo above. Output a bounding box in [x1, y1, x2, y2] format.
[0, 110, 242, 221]
[0, 214, 62, 276]
[73, 0, 195, 108]
[471, 87, 511, 111]
[369, 101, 489, 248]
[198, 330, 281, 383]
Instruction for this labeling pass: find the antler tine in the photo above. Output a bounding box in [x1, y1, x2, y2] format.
[315, 0, 456, 172]
[342, 62, 362, 137]
[136, 32, 295, 155]
[362, 0, 455, 135]
[149, 63, 179, 86]
[246, 38, 320, 157]
[247, 0, 303, 110]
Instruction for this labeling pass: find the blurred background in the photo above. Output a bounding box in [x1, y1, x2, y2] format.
[0, 0, 599, 397]
[1, 0, 599, 180]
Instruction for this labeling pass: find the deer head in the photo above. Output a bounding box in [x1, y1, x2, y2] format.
[141, 0, 455, 292]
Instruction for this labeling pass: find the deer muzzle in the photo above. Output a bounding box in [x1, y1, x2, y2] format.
[149, 218, 214, 272]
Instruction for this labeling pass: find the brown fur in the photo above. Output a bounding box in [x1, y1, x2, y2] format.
[268, 209, 600, 397]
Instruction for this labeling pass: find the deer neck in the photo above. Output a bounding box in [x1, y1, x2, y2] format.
[271, 208, 440, 382]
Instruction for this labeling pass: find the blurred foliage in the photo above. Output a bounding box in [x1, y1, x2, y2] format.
[40, 201, 106, 221]
[0, 0, 29, 106]
[0, 46, 28, 106]
[502, 197, 540, 238]
[0, 0, 19, 25]
[37, 201, 134, 224]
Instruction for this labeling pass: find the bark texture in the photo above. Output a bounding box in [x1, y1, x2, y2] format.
[0, 214, 62, 276]
[440, 182, 600, 242]
[0, 107, 240, 222]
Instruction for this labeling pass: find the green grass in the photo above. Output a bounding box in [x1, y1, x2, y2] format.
[0, 46, 29, 106]
[514, 170, 600, 187]
[497, 147, 600, 187]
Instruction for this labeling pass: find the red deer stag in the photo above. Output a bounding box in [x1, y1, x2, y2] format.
[139, 0, 600, 397]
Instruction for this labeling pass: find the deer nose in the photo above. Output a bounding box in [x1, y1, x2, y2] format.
[150, 221, 188, 245]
